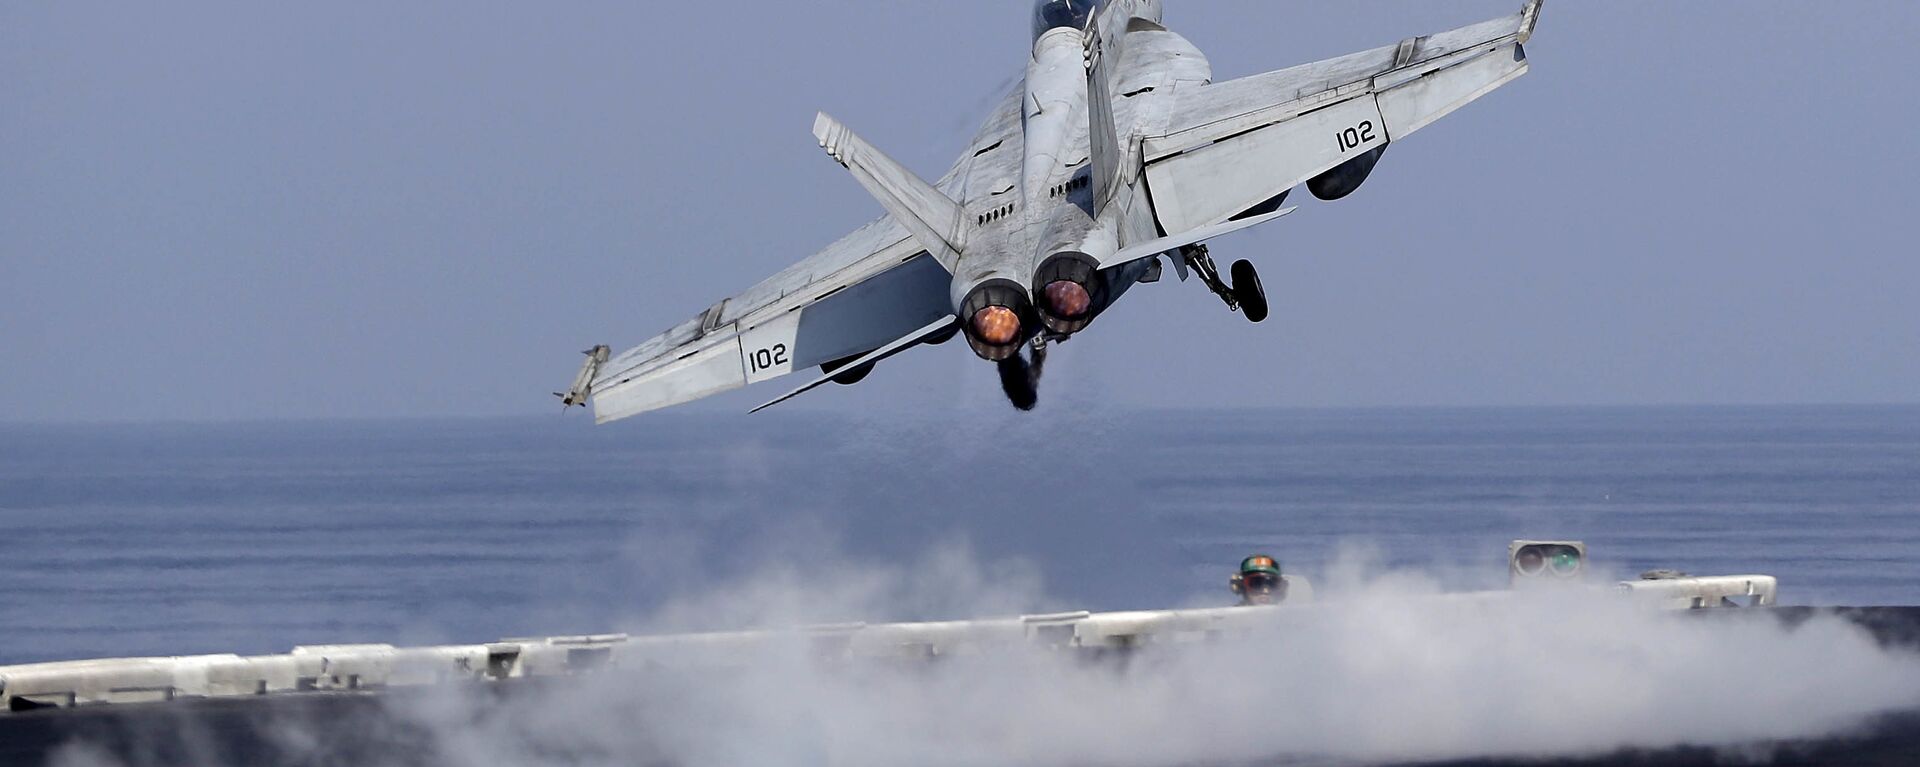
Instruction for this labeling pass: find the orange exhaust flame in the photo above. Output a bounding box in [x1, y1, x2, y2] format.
[971, 306, 1022, 346]
[1044, 280, 1092, 319]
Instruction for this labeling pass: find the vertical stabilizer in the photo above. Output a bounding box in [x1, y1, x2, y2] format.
[814, 113, 968, 273]
[1085, 24, 1123, 216]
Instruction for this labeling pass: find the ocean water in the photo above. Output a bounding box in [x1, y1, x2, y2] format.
[1, 406, 1917, 667]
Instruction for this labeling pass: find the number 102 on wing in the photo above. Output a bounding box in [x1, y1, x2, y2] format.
[1336, 120, 1377, 152]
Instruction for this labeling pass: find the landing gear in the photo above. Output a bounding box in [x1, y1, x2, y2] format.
[1230, 258, 1268, 323]
[1181, 244, 1268, 323]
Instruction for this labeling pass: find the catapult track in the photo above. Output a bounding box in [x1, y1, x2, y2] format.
[1, 608, 1917, 767]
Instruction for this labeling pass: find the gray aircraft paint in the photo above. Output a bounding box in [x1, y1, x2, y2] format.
[579, 0, 1542, 424]
[10, 2, 1920, 422]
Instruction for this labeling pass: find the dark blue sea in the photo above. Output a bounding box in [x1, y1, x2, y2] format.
[3, 406, 1917, 666]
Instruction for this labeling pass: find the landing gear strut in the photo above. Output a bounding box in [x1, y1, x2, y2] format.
[1181, 244, 1268, 323]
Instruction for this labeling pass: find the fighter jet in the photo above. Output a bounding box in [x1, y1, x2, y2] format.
[561, 0, 1544, 422]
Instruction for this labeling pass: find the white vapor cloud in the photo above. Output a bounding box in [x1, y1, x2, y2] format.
[45, 548, 1920, 767]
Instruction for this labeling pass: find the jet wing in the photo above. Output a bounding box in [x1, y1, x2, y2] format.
[1139, 1, 1543, 234]
[586, 227, 950, 424]
[580, 87, 1024, 425]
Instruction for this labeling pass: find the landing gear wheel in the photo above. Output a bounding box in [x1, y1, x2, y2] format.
[1230, 259, 1268, 323]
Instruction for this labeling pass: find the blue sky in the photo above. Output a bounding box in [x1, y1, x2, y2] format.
[4, 1, 1917, 422]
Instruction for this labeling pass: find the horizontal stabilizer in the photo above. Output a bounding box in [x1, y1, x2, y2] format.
[750, 315, 956, 414]
[814, 113, 968, 272]
[1094, 207, 1295, 269]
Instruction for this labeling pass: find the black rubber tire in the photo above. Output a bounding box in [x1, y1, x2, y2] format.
[1230, 259, 1269, 323]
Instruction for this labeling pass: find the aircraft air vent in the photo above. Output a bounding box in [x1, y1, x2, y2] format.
[1050, 175, 1092, 197]
[976, 203, 1016, 225]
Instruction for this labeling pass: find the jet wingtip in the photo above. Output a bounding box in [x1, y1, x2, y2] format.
[813, 112, 851, 165]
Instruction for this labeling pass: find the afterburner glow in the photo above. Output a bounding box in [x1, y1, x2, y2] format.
[971, 306, 1022, 346]
[1044, 280, 1092, 319]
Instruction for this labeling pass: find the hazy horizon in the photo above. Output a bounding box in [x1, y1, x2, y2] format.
[7, 1, 1918, 423]
[7, 402, 1920, 430]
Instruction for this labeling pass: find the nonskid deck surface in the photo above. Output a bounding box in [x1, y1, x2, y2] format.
[3, 607, 1917, 767]
[5, 686, 1920, 767]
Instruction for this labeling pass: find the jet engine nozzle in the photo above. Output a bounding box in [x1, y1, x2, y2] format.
[973, 306, 1022, 345]
[959, 280, 1036, 362]
[1032, 252, 1106, 335]
[1045, 280, 1091, 319]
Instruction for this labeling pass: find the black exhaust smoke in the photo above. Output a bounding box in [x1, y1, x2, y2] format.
[995, 342, 1045, 411]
